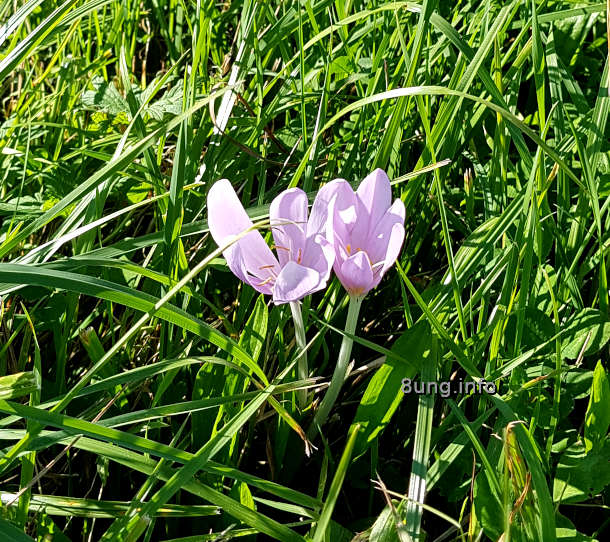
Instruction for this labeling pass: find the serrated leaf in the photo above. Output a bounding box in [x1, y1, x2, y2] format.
[145, 81, 184, 121]
[80, 75, 129, 116]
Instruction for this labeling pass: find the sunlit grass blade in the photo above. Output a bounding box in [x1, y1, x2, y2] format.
[312, 424, 360, 542]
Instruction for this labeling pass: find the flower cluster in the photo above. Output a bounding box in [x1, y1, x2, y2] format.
[207, 169, 405, 302]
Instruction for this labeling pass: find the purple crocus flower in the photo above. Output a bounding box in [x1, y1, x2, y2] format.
[207, 179, 335, 304]
[313, 168, 405, 297]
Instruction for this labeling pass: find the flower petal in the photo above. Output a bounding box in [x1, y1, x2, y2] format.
[366, 198, 406, 269]
[380, 222, 405, 276]
[301, 234, 335, 284]
[327, 185, 361, 268]
[355, 168, 392, 232]
[273, 261, 322, 304]
[338, 251, 375, 296]
[228, 243, 274, 295]
[207, 179, 253, 239]
[307, 179, 356, 239]
[207, 179, 279, 289]
[270, 188, 308, 267]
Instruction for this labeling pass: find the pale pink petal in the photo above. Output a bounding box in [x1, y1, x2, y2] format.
[379, 223, 405, 276]
[300, 234, 335, 284]
[327, 187, 360, 268]
[272, 261, 322, 304]
[207, 179, 279, 290]
[366, 198, 406, 267]
[229, 243, 274, 295]
[348, 197, 373, 252]
[208, 179, 253, 239]
[355, 168, 392, 233]
[307, 179, 356, 239]
[270, 188, 308, 267]
[338, 251, 375, 297]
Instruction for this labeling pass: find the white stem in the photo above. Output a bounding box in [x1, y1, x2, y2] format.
[290, 301, 308, 408]
[309, 295, 363, 438]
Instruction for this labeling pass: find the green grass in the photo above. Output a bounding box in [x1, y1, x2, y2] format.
[1, 0, 610, 540]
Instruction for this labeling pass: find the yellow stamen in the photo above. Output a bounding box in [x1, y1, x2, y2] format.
[346, 244, 351, 255]
[297, 248, 302, 264]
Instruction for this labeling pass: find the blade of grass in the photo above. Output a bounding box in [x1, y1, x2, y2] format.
[312, 423, 361, 542]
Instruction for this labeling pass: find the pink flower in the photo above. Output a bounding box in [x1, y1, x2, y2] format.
[314, 168, 405, 297]
[207, 179, 335, 304]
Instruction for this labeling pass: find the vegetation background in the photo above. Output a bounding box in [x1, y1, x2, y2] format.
[0, 0, 609, 540]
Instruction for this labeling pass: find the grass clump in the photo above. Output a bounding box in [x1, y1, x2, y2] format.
[0, 1, 609, 541]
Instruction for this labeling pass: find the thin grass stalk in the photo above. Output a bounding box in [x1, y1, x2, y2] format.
[405, 334, 437, 541]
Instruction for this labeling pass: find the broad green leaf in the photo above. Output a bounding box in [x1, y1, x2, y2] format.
[80, 75, 129, 115]
[473, 471, 504, 541]
[0, 372, 39, 401]
[561, 309, 610, 359]
[350, 320, 428, 457]
[556, 514, 599, 542]
[491, 398, 556, 541]
[584, 361, 610, 452]
[0, 518, 36, 541]
[369, 504, 410, 542]
[553, 440, 610, 503]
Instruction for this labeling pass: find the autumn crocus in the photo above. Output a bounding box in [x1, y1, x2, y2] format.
[314, 168, 406, 297]
[309, 168, 405, 437]
[207, 179, 334, 406]
[207, 179, 334, 304]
